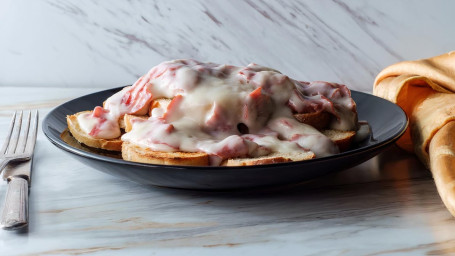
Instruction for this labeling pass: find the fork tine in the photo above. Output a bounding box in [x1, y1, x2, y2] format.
[8, 111, 23, 154]
[16, 111, 31, 154]
[24, 110, 38, 155]
[0, 111, 17, 154]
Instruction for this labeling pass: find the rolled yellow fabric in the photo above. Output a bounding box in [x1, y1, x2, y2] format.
[373, 51, 455, 215]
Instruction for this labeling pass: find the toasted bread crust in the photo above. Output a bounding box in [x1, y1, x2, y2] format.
[323, 130, 356, 152]
[293, 111, 331, 130]
[294, 111, 356, 151]
[122, 141, 209, 166]
[222, 151, 315, 166]
[67, 111, 123, 151]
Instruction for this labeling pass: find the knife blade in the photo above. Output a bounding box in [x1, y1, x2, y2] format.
[1, 159, 32, 229]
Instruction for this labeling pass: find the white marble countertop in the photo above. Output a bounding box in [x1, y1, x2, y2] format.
[0, 87, 454, 255]
[2, 0, 455, 92]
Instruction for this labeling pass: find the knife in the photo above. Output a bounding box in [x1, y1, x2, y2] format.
[1, 159, 32, 229]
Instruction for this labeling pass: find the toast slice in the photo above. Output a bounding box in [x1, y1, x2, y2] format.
[67, 111, 123, 151]
[123, 98, 209, 166]
[223, 130, 355, 166]
[222, 151, 315, 166]
[294, 110, 356, 152]
[293, 111, 331, 130]
[121, 112, 355, 166]
[323, 129, 356, 152]
[122, 141, 209, 166]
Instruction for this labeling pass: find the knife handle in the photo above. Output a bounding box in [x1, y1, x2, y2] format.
[1, 177, 28, 229]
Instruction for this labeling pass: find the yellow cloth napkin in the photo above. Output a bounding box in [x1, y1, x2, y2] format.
[373, 51, 455, 215]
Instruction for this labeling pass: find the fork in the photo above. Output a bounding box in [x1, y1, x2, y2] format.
[0, 111, 38, 174]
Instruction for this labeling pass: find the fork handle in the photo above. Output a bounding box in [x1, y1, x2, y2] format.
[1, 177, 28, 229]
[0, 159, 9, 174]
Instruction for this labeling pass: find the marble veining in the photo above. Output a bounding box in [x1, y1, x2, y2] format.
[1, 1, 455, 92]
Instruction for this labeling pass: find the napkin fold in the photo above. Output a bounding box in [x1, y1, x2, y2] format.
[373, 51, 455, 216]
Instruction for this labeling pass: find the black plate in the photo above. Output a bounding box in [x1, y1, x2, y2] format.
[42, 87, 407, 190]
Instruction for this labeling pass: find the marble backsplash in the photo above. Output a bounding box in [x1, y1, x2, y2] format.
[1, 0, 454, 92]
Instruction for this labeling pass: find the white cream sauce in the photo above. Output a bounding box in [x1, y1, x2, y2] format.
[78, 59, 360, 165]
